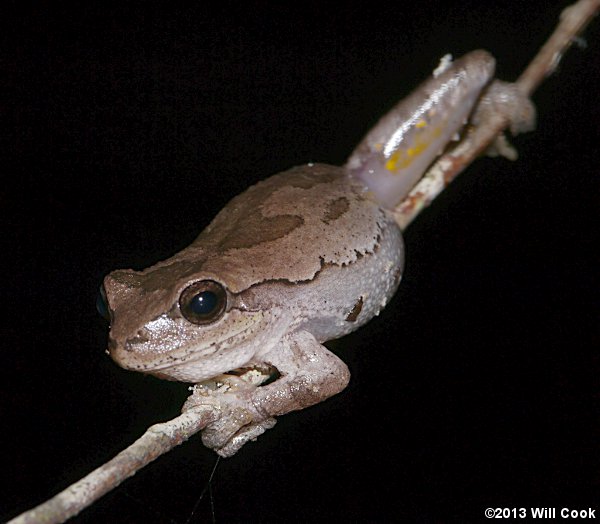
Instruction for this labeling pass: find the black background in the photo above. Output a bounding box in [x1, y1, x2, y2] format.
[3, 1, 599, 522]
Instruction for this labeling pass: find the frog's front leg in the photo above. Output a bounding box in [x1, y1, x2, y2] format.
[183, 330, 350, 457]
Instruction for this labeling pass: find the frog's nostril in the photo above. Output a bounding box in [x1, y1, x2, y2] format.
[126, 330, 150, 349]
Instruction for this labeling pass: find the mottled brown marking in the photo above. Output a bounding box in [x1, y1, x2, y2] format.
[345, 296, 363, 322]
[108, 270, 143, 288]
[109, 257, 205, 293]
[322, 196, 350, 224]
[219, 213, 304, 250]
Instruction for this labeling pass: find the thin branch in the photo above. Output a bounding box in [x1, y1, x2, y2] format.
[7, 1, 599, 522]
[518, 0, 600, 94]
[393, 0, 600, 230]
[7, 408, 217, 524]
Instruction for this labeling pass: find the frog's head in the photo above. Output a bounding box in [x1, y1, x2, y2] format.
[100, 251, 288, 383]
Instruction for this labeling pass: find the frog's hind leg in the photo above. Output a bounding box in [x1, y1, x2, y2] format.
[390, 79, 536, 230]
[345, 50, 496, 210]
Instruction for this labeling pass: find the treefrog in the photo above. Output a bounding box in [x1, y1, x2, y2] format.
[100, 50, 533, 457]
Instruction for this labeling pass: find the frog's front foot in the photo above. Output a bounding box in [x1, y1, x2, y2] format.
[182, 374, 276, 457]
[183, 330, 351, 457]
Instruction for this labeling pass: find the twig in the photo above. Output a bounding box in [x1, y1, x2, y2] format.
[7, 408, 217, 524]
[7, 1, 599, 522]
[393, 0, 600, 229]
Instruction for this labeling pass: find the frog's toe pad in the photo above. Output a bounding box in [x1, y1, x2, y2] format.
[214, 418, 277, 458]
[200, 405, 255, 450]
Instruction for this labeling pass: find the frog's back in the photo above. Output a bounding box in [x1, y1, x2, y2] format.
[195, 163, 400, 294]
[192, 164, 404, 343]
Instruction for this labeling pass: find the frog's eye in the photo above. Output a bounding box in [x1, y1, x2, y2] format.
[179, 280, 227, 325]
[96, 284, 111, 322]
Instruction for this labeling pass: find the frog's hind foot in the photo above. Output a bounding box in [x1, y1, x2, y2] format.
[473, 80, 537, 160]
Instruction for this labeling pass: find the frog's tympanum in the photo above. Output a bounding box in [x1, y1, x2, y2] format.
[100, 51, 533, 456]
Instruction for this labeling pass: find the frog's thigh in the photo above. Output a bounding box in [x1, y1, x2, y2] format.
[254, 330, 351, 417]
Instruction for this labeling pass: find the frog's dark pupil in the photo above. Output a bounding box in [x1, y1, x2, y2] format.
[190, 291, 217, 315]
